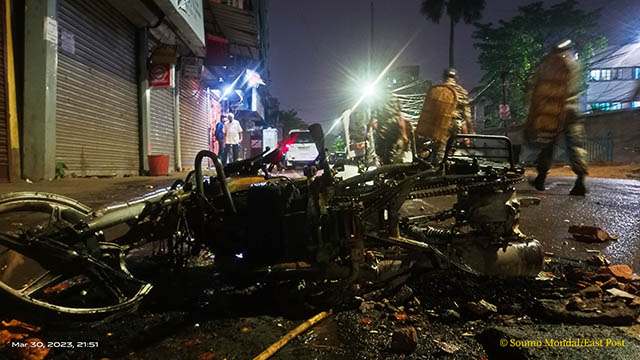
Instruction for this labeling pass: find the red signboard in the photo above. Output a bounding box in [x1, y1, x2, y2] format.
[149, 64, 172, 87]
[499, 104, 511, 120]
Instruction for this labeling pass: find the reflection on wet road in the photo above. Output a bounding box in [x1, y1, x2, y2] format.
[517, 176, 640, 272]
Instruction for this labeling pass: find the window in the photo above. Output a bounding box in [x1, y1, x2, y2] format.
[635, 67, 640, 80]
[633, 101, 640, 108]
[589, 69, 601, 81]
[612, 68, 623, 80]
[589, 102, 612, 112]
[611, 102, 621, 110]
[601, 69, 611, 81]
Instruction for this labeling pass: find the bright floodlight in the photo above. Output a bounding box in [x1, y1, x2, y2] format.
[222, 86, 233, 98]
[363, 82, 377, 98]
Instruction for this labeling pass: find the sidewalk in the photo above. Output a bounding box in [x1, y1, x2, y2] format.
[0, 173, 189, 209]
[525, 163, 640, 180]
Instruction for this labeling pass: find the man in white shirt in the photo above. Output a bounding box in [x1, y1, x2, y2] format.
[223, 113, 243, 164]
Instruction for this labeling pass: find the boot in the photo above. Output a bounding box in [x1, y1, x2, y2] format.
[531, 173, 546, 191]
[570, 175, 587, 196]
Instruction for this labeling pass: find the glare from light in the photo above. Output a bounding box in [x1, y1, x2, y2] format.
[326, 25, 424, 136]
[327, 117, 342, 135]
[350, 27, 422, 114]
[220, 72, 244, 100]
[363, 82, 377, 98]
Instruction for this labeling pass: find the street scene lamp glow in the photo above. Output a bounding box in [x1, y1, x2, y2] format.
[363, 82, 377, 98]
[222, 85, 233, 98]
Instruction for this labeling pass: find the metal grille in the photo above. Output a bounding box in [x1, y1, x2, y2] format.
[179, 77, 209, 168]
[56, 0, 139, 176]
[586, 132, 614, 162]
[0, 0, 8, 181]
[150, 87, 176, 171]
[552, 132, 614, 163]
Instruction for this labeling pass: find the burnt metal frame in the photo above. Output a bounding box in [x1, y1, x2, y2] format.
[0, 131, 534, 319]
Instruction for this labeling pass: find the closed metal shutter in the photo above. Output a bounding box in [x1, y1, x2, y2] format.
[56, 0, 139, 176]
[179, 77, 210, 168]
[150, 87, 176, 171]
[0, 0, 8, 181]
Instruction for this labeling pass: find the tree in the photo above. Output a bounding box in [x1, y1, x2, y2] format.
[421, 0, 486, 68]
[278, 109, 306, 135]
[473, 0, 606, 128]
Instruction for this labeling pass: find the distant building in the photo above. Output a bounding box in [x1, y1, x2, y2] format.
[204, 0, 271, 159]
[582, 42, 640, 113]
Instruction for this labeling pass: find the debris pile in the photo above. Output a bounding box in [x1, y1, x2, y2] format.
[540, 264, 640, 325]
[0, 320, 49, 360]
[390, 327, 417, 354]
[568, 225, 618, 242]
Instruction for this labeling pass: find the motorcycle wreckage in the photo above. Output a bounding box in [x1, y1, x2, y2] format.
[0, 124, 542, 320]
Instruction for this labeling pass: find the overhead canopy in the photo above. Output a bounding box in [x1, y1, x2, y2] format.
[205, 1, 259, 60]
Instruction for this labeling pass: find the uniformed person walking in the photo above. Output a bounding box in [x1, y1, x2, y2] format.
[525, 40, 588, 196]
[369, 89, 412, 165]
[416, 68, 474, 164]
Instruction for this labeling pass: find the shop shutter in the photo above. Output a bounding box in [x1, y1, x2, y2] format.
[179, 77, 210, 168]
[56, 0, 139, 176]
[150, 87, 176, 171]
[0, 0, 8, 181]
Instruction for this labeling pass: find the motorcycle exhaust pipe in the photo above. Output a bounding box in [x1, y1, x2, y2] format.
[455, 239, 544, 277]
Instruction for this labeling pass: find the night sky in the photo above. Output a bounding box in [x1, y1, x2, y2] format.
[267, 0, 640, 128]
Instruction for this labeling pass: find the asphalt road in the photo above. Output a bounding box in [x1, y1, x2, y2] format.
[517, 176, 640, 272]
[2, 168, 640, 359]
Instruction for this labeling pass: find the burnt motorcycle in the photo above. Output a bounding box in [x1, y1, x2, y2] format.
[0, 124, 542, 319]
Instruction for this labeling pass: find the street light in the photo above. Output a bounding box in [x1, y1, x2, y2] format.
[363, 82, 377, 99]
[222, 85, 234, 99]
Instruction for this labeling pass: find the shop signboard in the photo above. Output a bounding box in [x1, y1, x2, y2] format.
[182, 57, 203, 80]
[149, 64, 173, 87]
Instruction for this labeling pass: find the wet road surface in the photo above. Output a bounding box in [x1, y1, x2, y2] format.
[2, 171, 640, 359]
[517, 176, 640, 273]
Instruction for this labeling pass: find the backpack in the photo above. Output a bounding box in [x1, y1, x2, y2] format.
[215, 122, 225, 140]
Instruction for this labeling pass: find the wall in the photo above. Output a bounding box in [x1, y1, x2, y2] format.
[483, 109, 640, 164]
[583, 110, 640, 163]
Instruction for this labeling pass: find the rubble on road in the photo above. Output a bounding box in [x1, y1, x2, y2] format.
[537, 263, 640, 326]
[600, 264, 633, 281]
[3, 257, 639, 360]
[568, 225, 618, 242]
[0, 320, 49, 360]
[586, 254, 610, 267]
[464, 300, 498, 319]
[390, 327, 418, 354]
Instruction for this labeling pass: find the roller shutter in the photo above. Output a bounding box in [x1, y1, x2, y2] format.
[179, 77, 210, 168]
[56, 0, 139, 176]
[150, 87, 176, 171]
[0, 0, 7, 181]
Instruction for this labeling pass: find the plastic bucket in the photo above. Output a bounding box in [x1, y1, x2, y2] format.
[148, 155, 170, 176]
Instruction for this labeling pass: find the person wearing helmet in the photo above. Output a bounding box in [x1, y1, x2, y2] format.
[526, 40, 588, 196]
[416, 68, 474, 163]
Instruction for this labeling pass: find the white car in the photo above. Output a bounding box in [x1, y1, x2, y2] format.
[283, 130, 319, 169]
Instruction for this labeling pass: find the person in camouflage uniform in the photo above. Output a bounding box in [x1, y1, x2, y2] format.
[528, 40, 588, 196]
[427, 68, 474, 163]
[368, 89, 411, 165]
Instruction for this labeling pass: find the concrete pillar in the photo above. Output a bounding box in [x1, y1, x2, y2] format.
[23, 0, 57, 181]
[173, 71, 181, 171]
[137, 28, 150, 174]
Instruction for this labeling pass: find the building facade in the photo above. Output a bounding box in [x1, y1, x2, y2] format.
[582, 42, 640, 113]
[204, 0, 270, 160]
[12, 0, 214, 181]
